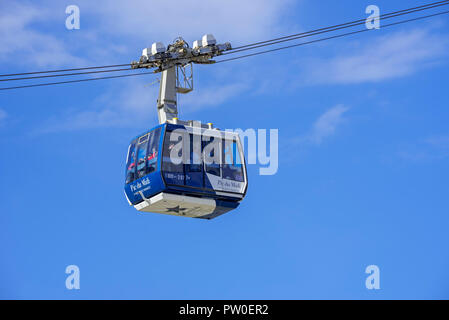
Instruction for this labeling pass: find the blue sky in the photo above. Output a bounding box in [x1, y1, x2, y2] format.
[1, 0, 449, 299]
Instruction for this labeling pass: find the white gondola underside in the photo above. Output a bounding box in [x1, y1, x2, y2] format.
[134, 192, 237, 219]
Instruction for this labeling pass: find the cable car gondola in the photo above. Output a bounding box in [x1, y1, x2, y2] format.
[124, 35, 247, 219]
[124, 121, 247, 219]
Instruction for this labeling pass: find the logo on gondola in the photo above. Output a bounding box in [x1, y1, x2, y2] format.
[166, 205, 187, 215]
[130, 177, 151, 192]
[217, 179, 241, 192]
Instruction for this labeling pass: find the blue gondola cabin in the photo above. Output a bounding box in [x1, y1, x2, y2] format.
[124, 123, 248, 219]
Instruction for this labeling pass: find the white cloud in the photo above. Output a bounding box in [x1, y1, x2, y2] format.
[180, 82, 248, 113]
[38, 79, 158, 132]
[298, 27, 449, 85]
[398, 134, 449, 162]
[0, 3, 87, 68]
[301, 105, 349, 145]
[280, 105, 349, 163]
[80, 0, 294, 44]
[37, 76, 247, 132]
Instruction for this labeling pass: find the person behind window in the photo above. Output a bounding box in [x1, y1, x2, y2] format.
[147, 147, 158, 173]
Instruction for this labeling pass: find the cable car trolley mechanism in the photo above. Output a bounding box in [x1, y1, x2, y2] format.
[124, 35, 248, 219]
